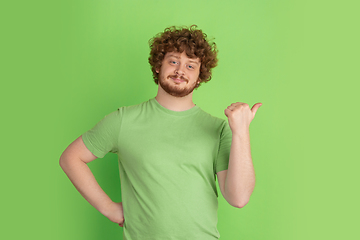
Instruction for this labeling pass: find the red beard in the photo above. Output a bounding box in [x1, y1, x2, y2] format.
[159, 75, 198, 97]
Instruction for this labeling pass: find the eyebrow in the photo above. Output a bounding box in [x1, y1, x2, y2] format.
[188, 59, 200, 65]
[167, 54, 200, 65]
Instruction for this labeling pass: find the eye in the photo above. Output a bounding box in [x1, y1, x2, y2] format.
[187, 65, 194, 69]
[170, 60, 178, 65]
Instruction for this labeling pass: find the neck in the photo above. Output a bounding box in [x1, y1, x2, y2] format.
[155, 86, 196, 112]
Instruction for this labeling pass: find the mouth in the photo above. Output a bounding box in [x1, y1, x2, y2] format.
[169, 75, 187, 83]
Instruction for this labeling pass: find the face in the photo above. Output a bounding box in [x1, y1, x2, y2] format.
[156, 51, 201, 97]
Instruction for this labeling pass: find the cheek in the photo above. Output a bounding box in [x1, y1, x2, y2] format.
[191, 70, 200, 79]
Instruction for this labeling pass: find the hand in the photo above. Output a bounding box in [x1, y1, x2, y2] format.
[101, 201, 125, 227]
[224, 102, 262, 134]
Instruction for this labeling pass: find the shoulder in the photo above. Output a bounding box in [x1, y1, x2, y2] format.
[197, 107, 228, 126]
[96, 100, 149, 125]
[118, 99, 151, 117]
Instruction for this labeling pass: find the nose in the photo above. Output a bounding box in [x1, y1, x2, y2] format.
[175, 64, 186, 76]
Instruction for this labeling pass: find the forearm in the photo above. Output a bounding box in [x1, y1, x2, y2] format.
[59, 157, 113, 214]
[225, 129, 255, 207]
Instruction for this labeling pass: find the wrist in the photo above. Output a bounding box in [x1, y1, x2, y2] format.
[98, 199, 116, 216]
[232, 127, 250, 137]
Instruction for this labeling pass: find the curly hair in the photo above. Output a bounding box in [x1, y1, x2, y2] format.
[148, 25, 218, 88]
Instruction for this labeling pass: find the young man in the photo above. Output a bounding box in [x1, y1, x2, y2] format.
[60, 25, 261, 239]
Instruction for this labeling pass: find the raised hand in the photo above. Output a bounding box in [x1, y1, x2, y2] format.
[224, 102, 262, 135]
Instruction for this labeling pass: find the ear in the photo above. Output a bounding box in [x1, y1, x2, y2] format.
[156, 68, 159, 73]
[196, 80, 201, 87]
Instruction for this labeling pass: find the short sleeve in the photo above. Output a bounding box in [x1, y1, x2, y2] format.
[215, 120, 232, 173]
[81, 108, 123, 158]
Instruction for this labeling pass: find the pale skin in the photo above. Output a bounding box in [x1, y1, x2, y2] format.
[59, 137, 125, 227]
[59, 51, 261, 228]
[220, 102, 262, 207]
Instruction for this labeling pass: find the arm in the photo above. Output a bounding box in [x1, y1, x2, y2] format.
[221, 102, 262, 208]
[225, 130, 255, 208]
[59, 136, 124, 226]
[216, 131, 254, 208]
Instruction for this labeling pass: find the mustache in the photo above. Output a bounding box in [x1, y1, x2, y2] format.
[167, 74, 188, 82]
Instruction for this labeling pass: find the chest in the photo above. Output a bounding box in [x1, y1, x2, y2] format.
[117, 116, 220, 173]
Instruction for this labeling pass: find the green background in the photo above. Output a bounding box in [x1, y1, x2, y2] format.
[1, 0, 359, 239]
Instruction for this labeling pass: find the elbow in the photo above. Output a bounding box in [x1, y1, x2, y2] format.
[59, 153, 71, 171]
[234, 187, 255, 208]
[59, 153, 87, 172]
[226, 193, 250, 208]
[59, 155, 66, 170]
[232, 198, 250, 208]
[235, 200, 249, 208]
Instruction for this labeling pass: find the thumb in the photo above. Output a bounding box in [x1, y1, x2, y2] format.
[251, 103, 262, 115]
[224, 108, 230, 117]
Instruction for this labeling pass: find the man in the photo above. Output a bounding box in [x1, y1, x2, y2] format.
[60, 25, 262, 239]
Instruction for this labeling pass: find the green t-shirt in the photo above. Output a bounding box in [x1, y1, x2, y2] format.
[82, 98, 232, 240]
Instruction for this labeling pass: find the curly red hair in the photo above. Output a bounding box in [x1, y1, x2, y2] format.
[148, 25, 218, 88]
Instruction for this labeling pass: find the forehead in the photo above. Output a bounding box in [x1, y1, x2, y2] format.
[164, 52, 200, 63]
